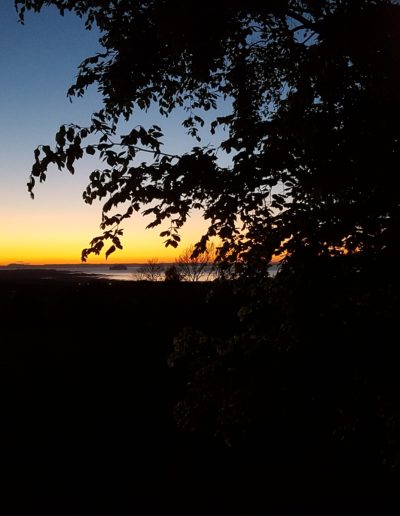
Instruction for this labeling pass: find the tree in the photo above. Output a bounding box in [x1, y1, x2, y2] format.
[15, 0, 400, 271]
[176, 243, 216, 282]
[137, 257, 164, 281]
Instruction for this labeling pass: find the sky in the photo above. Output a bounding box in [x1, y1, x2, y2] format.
[0, 2, 215, 265]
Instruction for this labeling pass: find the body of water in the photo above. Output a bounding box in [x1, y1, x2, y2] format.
[0, 263, 279, 281]
[55, 264, 147, 281]
[0, 263, 214, 281]
[0, 264, 156, 281]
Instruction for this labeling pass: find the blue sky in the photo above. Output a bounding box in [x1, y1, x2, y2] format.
[0, 2, 223, 264]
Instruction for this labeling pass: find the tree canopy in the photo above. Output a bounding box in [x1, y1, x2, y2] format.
[16, 0, 400, 269]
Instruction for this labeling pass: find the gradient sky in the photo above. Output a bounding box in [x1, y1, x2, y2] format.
[0, 2, 218, 265]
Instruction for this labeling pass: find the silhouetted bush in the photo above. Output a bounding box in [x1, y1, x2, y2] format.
[164, 264, 181, 283]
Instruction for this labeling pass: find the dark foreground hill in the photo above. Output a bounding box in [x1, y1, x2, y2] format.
[0, 267, 399, 515]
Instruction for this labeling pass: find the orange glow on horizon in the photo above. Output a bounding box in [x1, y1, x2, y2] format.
[0, 198, 212, 265]
[0, 230, 200, 266]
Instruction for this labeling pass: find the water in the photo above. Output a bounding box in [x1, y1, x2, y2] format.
[0, 264, 153, 281]
[55, 265, 144, 281]
[0, 263, 215, 282]
[0, 263, 279, 281]
[62, 264, 220, 281]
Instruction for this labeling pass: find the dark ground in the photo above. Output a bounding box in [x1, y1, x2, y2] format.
[0, 268, 399, 515]
[0, 270, 245, 515]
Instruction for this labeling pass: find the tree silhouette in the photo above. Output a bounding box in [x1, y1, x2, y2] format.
[176, 243, 216, 282]
[137, 257, 164, 281]
[16, 0, 400, 270]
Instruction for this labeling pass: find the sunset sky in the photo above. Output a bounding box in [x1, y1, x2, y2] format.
[0, 2, 215, 265]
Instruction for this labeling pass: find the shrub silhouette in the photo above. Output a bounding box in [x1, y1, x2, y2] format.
[164, 264, 181, 283]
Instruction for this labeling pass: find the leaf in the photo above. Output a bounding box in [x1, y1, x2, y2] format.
[31, 162, 41, 177]
[194, 115, 205, 126]
[105, 245, 116, 259]
[66, 160, 75, 174]
[66, 127, 74, 142]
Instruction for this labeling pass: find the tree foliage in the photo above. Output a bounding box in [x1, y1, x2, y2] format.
[15, 0, 400, 268]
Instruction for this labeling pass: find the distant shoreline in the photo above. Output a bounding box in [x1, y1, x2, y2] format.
[0, 268, 107, 284]
[2, 262, 171, 268]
